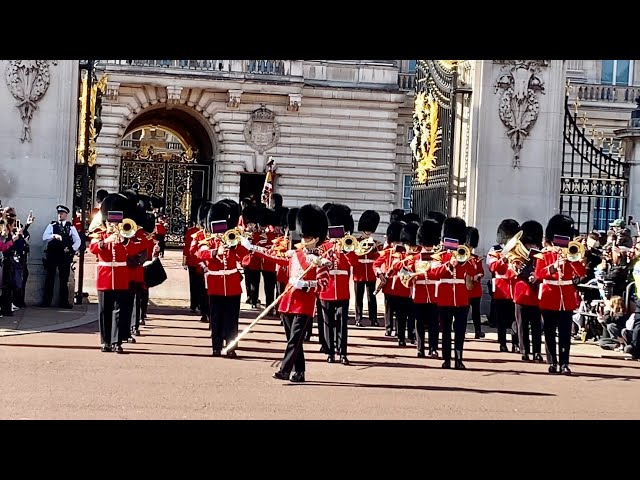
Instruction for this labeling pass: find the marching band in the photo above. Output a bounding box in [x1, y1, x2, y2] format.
[86, 190, 591, 382]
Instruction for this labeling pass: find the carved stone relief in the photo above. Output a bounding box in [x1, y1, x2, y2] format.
[227, 89, 242, 109]
[243, 104, 280, 172]
[494, 60, 546, 168]
[5, 60, 57, 143]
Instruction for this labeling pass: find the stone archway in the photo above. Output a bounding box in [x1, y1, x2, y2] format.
[116, 105, 217, 246]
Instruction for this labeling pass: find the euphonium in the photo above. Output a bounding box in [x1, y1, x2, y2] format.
[564, 240, 585, 262]
[338, 235, 358, 253]
[118, 218, 138, 239]
[354, 236, 376, 256]
[399, 260, 430, 288]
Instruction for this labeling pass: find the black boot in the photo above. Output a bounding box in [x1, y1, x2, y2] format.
[454, 349, 466, 370]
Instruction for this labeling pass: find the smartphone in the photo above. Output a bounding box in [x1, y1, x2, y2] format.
[553, 235, 571, 248]
[210, 220, 228, 234]
[107, 210, 124, 223]
[442, 237, 460, 251]
[328, 225, 345, 239]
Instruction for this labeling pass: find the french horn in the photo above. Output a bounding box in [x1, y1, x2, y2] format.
[399, 260, 430, 288]
[354, 236, 376, 256]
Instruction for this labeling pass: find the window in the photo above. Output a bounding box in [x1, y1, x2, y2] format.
[601, 60, 633, 86]
[402, 174, 412, 211]
[593, 197, 621, 231]
[408, 60, 417, 73]
[407, 124, 414, 144]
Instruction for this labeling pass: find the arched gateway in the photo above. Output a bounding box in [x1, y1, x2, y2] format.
[118, 106, 215, 247]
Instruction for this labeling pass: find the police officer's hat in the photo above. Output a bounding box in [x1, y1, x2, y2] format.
[56, 205, 70, 214]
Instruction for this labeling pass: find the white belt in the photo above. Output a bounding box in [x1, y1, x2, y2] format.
[329, 269, 349, 275]
[98, 261, 127, 267]
[358, 259, 375, 264]
[439, 279, 465, 284]
[495, 274, 508, 279]
[543, 279, 573, 286]
[205, 268, 238, 276]
[415, 280, 438, 285]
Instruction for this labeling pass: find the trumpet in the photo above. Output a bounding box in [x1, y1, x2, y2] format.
[398, 260, 431, 288]
[119, 218, 138, 239]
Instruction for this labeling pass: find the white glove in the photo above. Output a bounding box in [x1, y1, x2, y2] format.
[292, 279, 308, 290]
[240, 236, 253, 250]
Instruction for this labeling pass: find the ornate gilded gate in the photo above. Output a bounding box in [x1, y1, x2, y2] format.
[560, 94, 629, 234]
[410, 60, 472, 218]
[120, 147, 211, 247]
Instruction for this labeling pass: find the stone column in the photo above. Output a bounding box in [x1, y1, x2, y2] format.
[469, 60, 567, 255]
[0, 60, 79, 305]
[614, 106, 640, 220]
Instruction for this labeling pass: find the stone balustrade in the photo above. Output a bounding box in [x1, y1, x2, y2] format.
[574, 82, 640, 103]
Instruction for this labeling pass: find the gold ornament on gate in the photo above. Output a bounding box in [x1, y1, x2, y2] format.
[411, 92, 442, 184]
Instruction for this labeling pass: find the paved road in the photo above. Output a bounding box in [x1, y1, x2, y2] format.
[0, 299, 638, 420]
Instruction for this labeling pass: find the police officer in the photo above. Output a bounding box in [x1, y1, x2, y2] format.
[40, 205, 81, 308]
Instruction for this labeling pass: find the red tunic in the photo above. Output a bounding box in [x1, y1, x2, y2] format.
[505, 260, 540, 307]
[127, 228, 153, 283]
[252, 247, 329, 317]
[89, 233, 143, 291]
[372, 247, 411, 298]
[487, 250, 515, 300]
[196, 238, 250, 297]
[466, 254, 485, 299]
[534, 250, 586, 311]
[318, 240, 356, 302]
[183, 226, 201, 267]
[242, 230, 270, 271]
[404, 251, 438, 304]
[350, 238, 382, 283]
[427, 251, 476, 307]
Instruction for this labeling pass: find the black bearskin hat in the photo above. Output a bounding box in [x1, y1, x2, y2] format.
[96, 189, 109, 203]
[271, 193, 283, 209]
[278, 207, 290, 229]
[219, 198, 241, 229]
[207, 201, 231, 231]
[545, 214, 575, 244]
[418, 219, 441, 247]
[386, 221, 405, 243]
[241, 205, 260, 225]
[150, 196, 165, 210]
[521, 220, 544, 247]
[466, 226, 479, 249]
[287, 207, 299, 231]
[442, 217, 467, 245]
[403, 212, 421, 225]
[400, 222, 419, 246]
[257, 207, 277, 227]
[198, 201, 213, 229]
[297, 204, 328, 240]
[322, 202, 333, 213]
[427, 211, 446, 228]
[100, 193, 135, 225]
[189, 198, 204, 224]
[390, 208, 405, 224]
[497, 218, 520, 245]
[358, 210, 380, 233]
[327, 203, 354, 234]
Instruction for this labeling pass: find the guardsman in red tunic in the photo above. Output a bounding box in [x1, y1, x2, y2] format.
[401, 221, 421, 344]
[505, 220, 545, 362]
[239, 205, 262, 308]
[242, 204, 331, 383]
[403, 219, 442, 358]
[427, 217, 476, 369]
[257, 207, 280, 315]
[196, 201, 248, 358]
[126, 218, 154, 337]
[465, 227, 486, 339]
[534, 214, 586, 374]
[274, 207, 294, 317]
[487, 219, 521, 352]
[320, 203, 358, 365]
[184, 212, 203, 314]
[352, 210, 382, 327]
[373, 221, 412, 345]
[89, 193, 140, 353]
[190, 202, 213, 324]
[154, 215, 167, 257]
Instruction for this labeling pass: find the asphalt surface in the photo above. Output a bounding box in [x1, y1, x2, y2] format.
[1, 300, 639, 420]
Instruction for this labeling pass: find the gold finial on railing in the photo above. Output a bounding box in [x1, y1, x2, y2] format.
[573, 97, 581, 115]
[580, 112, 588, 129]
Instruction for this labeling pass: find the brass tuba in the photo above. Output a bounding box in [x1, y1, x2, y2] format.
[119, 218, 138, 239]
[399, 260, 430, 288]
[564, 240, 585, 263]
[502, 230, 530, 271]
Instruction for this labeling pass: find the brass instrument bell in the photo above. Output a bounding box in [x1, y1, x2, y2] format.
[354, 236, 376, 256]
[222, 228, 247, 247]
[118, 218, 138, 239]
[565, 240, 585, 262]
[502, 230, 530, 265]
[399, 260, 430, 288]
[455, 244, 471, 263]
